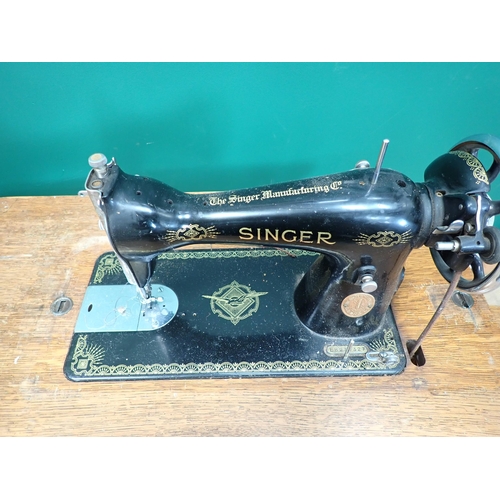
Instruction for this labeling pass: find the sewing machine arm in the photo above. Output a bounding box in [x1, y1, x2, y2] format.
[84, 134, 500, 340]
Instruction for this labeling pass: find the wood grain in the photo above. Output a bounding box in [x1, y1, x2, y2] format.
[1, 195, 500, 436]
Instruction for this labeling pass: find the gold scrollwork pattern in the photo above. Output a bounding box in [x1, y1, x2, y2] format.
[354, 230, 412, 248]
[323, 329, 400, 369]
[202, 281, 268, 325]
[70, 335, 106, 375]
[369, 328, 398, 356]
[449, 150, 489, 185]
[158, 248, 317, 260]
[162, 224, 221, 243]
[70, 329, 401, 378]
[93, 253, 122, 284]
[93, 249, 316, 283]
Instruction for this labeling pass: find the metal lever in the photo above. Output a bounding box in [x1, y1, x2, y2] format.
[432, 220, 465, 235]
[408, 270, 461, 361]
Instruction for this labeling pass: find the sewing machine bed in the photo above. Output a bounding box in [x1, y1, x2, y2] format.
[64, 248, 407, 381]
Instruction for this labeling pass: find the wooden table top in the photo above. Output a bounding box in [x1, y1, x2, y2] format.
[1, 195, 500, 436]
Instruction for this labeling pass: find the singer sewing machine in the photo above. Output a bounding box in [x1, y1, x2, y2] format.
[64, 134, 500, 381]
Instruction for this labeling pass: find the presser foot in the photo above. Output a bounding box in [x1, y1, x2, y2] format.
[64, 249, 407, 381]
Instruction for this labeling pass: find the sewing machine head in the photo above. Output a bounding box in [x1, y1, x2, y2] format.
[67, 133, 500, 381]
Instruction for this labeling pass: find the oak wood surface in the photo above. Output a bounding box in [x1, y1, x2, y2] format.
[1, 195, 500, 436]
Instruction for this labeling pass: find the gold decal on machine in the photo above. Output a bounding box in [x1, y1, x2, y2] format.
[202, 281, 268, 325]
[93, 253, 122, 284]
[207, 181, 343, 207]
[238, 227, 336, 245]
[449, 150, 489, 185]
[354, 230, 412, 248]
[162, 224, 220, 243]
[70, 328, 400, 377]
[70, 336, 105, 374]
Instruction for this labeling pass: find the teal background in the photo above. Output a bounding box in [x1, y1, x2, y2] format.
[1, 62, 500, 197]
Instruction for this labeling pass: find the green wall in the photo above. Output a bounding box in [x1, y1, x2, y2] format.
[1, 63, 500, 198]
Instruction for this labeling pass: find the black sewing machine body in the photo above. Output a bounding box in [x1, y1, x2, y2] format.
[64, 134, 500, 381]
[97, 166, 432, 337]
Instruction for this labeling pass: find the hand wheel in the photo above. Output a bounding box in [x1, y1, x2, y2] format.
[429, 134, 500, 293]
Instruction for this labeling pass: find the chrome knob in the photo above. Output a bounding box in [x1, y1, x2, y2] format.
[361, 276, 378, 293]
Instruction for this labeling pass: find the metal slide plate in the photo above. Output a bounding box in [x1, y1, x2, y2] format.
[75, 284, 179, 333]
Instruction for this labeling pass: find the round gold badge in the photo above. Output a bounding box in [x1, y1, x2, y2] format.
[341, 293, 376, 318]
